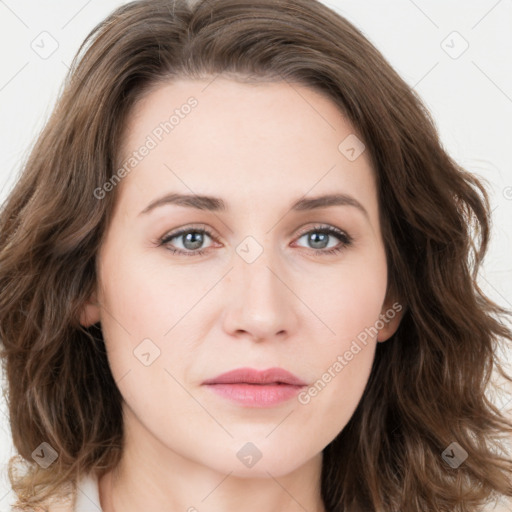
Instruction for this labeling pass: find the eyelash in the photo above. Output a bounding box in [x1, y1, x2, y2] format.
[157, 223, 353, 257]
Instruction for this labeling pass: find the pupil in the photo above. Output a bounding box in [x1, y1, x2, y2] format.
[184, 232, 203, 250]
[310, 232, 328, 249]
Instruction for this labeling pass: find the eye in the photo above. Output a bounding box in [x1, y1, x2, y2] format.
[157, 223, 353, 257]
[293, 224, 353, 255]
[158, 224, 216, 256]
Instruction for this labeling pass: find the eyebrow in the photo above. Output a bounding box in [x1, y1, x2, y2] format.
[138, 192, 369, 219]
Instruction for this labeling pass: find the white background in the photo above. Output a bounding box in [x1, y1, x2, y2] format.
[0, 0, 511, 508]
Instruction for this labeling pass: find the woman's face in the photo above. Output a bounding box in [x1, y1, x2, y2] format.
[82, 77, 402, 478]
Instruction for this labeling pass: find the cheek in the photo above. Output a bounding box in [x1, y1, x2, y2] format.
[96, 246, 212, 393]
[297, 287, 381, 441]
[305, 246, 388, 344]
[299, 344, 376, 447]
[294, 251, 386, 432]
[98, 248, 189, 339]
[95, 248, 165, 376]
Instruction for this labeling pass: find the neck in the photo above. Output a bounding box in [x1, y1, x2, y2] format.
[98, 404, 327, 512]
[99, 437, 326, 512]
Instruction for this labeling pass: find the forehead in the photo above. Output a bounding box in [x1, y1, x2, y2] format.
[115, 77, 378, 222]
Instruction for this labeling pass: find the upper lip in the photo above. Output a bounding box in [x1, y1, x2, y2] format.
[202, 367, 307, 386]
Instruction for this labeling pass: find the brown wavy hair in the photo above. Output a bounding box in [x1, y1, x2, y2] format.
[1, 0, 511, 510]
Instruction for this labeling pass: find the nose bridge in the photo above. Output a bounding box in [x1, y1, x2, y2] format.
[236, 236, 284, 308]
[223, 234, 296, 339]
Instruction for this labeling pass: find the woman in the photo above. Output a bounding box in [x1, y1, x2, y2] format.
[1, 0, 511, 510]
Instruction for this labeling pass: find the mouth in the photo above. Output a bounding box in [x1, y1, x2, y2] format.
[202, 367, 307, 407]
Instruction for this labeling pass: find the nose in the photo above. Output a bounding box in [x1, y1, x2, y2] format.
[221, 244, 299, 342]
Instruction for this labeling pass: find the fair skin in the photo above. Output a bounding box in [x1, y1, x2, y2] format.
[80, 77, 402, 512]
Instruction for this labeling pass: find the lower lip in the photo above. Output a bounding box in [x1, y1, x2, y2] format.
[203, 383, 305, 407]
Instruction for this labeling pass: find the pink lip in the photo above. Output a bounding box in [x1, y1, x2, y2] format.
[202, 367, 307, 386]
[202, 367, 307, 408]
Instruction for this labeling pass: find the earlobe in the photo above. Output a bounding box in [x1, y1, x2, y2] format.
[376, 298, 405, 343]
[79, 291, 101, 327]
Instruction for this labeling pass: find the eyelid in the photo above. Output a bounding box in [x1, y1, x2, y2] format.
[292, 223, 353, 250]
[295, 223, 348, 239]
[159, 223, 349, 242]
[158, 223, 218, 245]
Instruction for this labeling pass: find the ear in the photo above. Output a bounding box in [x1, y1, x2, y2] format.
[376, 294, 405, 343]
[79, 289, 101, 327]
